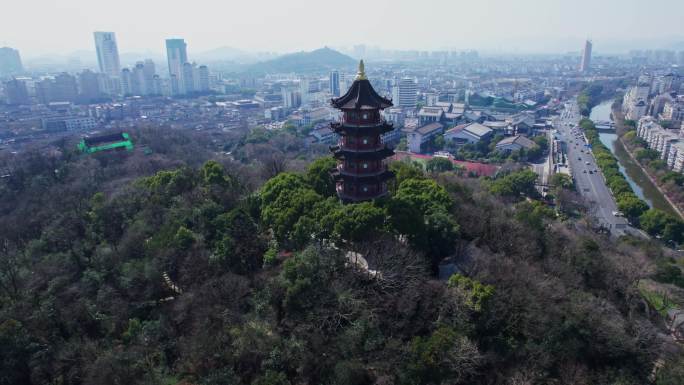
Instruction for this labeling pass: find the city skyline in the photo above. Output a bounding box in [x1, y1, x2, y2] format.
[2, 0, 684, 58]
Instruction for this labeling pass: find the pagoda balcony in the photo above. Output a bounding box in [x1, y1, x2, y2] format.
[340, 116, 384, 127]
[330, 121, 394, 135]
[331, 144, 385, 153]
[333, 164, 391, 178]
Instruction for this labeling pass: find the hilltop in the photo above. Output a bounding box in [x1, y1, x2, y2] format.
[245, 46, 356, 74]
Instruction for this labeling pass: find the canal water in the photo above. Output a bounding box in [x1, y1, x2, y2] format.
[590, 100, 679, 216]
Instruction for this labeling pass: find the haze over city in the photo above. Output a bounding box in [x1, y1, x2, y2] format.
[2, 0, 684, 57]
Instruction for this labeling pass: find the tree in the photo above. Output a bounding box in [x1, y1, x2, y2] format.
[396, 137, 408, 151]
[661, 171, 684, 186]
[305, 156, 337, 197]
[260, 173, 308, 207]
[617, 195, 649, 222]
[212, 208, 266, 274]
[655, 354, 684, 385]
[426, 157, 454, 173]
[639, 209, 668, 236]
[261, 187, 322, 246]
[201, 160, 231, 186]
[252, 371, 291, 385]
[488, 169, 539, 198]
[640, 209, 684, 244]
[447, 274, 495, 313]
[402, 326, 481, 385]
[634, 149, 659, 162]
[0, 319, 34, 385]
[389, 178, 457, 271]
[550, 173, 573, 190]
[330, 202, 386, 243]
[388, 160, 425, 193]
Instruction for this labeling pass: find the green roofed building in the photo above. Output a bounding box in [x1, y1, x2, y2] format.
[78, 132, 134, 153]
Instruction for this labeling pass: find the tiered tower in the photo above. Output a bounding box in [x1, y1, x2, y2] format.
[330, 60, 395, 202]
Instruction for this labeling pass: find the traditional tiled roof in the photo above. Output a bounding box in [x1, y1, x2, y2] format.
[331, 79, 392, 110]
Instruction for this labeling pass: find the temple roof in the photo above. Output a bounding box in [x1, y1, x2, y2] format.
[83, 132, 128, 146]
[331, 61, 393, 110]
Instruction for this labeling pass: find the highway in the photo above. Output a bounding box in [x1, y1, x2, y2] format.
[554, 99, 633, 236]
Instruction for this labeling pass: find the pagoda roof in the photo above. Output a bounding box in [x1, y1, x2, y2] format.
[83, 132, 128, 146]
[331, 61, 392, 110]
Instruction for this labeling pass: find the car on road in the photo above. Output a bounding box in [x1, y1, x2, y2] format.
[583, 170, 587, 173]
[578, 157, 582, 160]
[589, 171, 593, 174]
[585, 161, 590, 165]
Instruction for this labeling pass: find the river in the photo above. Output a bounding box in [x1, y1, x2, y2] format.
[590, 100, 679, 216]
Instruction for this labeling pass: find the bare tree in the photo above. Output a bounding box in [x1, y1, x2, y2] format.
[0, 239, 22, 301]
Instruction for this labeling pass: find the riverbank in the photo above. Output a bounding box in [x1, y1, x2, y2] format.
[612, 108, 684, 220]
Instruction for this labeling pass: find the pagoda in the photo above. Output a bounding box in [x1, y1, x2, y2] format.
[330, 60, 395, 202]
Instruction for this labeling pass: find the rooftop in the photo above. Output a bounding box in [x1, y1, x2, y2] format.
[331, 61, 392, 110]
[416, 122, 444, 135]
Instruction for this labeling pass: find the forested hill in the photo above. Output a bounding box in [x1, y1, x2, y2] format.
[1, 130, 683, 384]
[245, 47, 356, 74]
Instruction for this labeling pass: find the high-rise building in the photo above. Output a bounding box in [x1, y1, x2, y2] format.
[78, 69, 103, 102]
[35, 78, 53, 104]
[299, 78, 311, 106]
[166, 38, 188, 92]
[281, 87, 301, 109]
[182, 62, 195, 94]
[169, 74, 181, 95]
[198, 65, 210, 92]
[4, 78, 30, 105]
[396, 77, 417, 109]
[0, 47, 24, 76]
[329, 70, 340, 97]
[51, 73, 78, 102]
[580, 40, 592, 73]
[151, 75, 162, 95]
[120, 68, 132, 95]
[93, 32, 121, 78]
[143, 59, 156, 94]
[131, 62, 146, 95]
[330, 60, 394, 202]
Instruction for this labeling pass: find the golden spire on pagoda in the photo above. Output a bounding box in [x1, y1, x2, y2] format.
[355, 59, 367, 80]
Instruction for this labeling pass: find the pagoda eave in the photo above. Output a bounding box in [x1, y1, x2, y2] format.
[332, 170, 395, 182]
[330, 122, 394, 135]
[332, 147, 395, 160]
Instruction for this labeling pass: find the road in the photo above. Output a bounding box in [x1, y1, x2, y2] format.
[530, 128, 553, 194]
[554, 99, 633, 236]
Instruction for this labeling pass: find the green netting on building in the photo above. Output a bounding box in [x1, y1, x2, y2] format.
[78, 132, 134, 154]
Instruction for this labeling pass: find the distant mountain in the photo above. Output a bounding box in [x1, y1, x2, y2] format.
[245, 47, 356, 74]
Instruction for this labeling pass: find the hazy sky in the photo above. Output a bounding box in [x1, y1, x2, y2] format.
[2, 0, 683, 57]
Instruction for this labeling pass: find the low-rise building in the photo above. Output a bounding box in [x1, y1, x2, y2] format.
[309, 125, 338, 145]
[417, 107, 445, 125]
[495, 135, 537, 153]
[637, 116, 684, 173]
[668, 141, 684, 172]
[444, 122, 493, 146]
[406, 122, 444, 153]
[41, 116, 97, 131]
